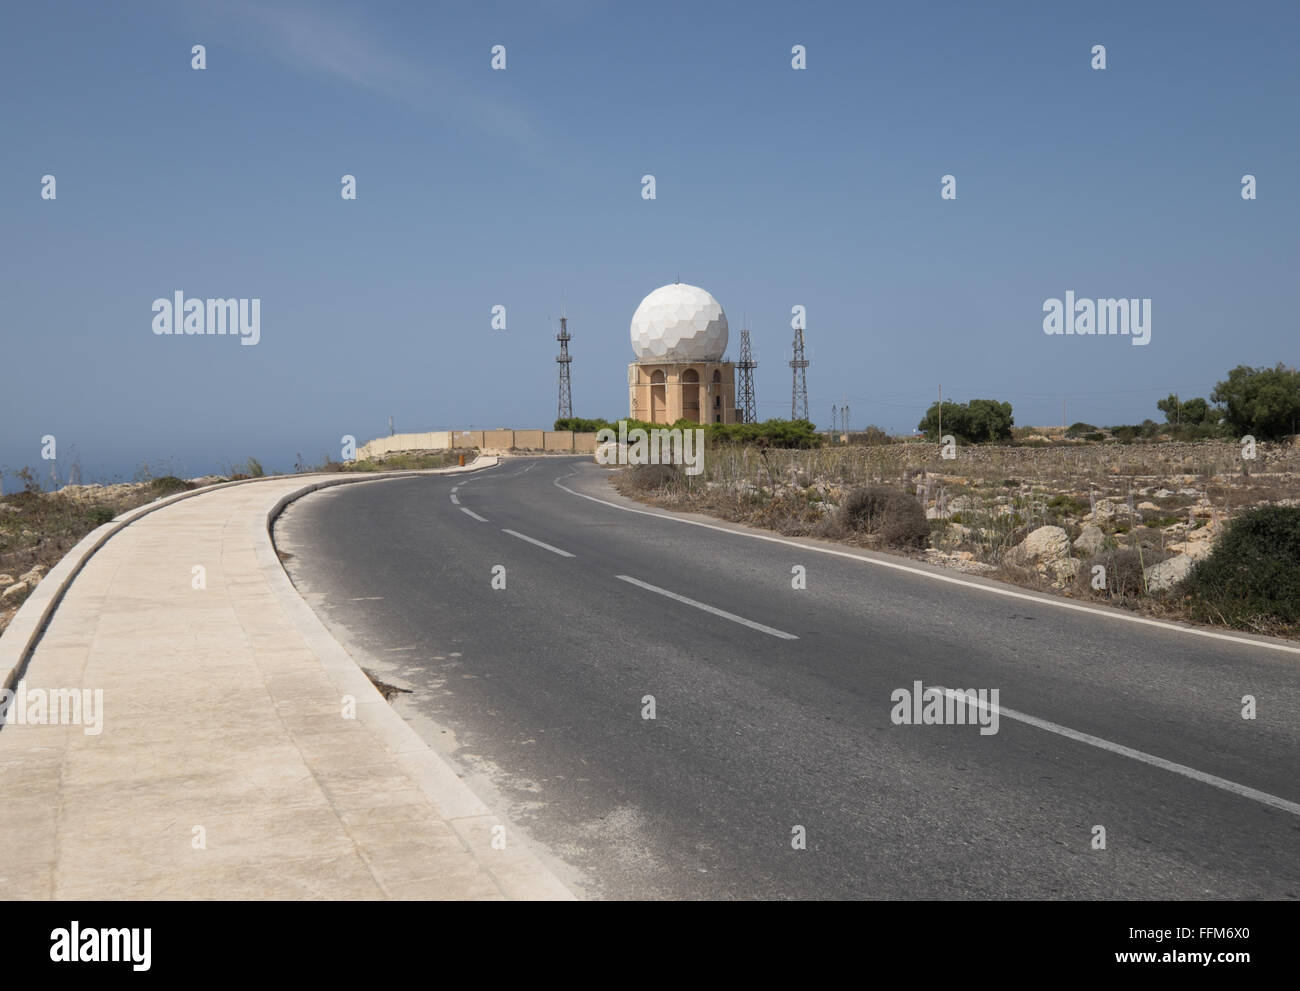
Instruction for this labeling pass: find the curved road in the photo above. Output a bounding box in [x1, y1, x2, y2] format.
[274, 457, 1300, 899]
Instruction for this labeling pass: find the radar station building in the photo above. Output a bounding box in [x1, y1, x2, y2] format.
[628, 283, 739, 424]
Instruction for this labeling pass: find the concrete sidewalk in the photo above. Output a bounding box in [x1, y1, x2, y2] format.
[0, 462, 573, 900]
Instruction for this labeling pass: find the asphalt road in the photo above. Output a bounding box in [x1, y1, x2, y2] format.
[275, 457, 1300, 899]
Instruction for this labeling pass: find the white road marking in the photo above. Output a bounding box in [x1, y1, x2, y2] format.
[386, 646, 418, 652]
[615, 574, 799, 640]
[450, 493, 460, 504]
[348, 596, 384, 601]
[502, 529, 574, 558]
[460, 507, 489, 522]
[451, 486, 459, 494]
[554, 476, 1300, 656]
[941, 689, 1300, 817]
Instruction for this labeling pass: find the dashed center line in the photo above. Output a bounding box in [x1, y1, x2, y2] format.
[460, 507, 489, 522]
[941, 689, 1300, 817]
[615, 575, 798, 640]
[450, 493, 460, 504]
[501, 529, 575, 557]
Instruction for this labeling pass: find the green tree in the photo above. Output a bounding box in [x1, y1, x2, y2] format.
[1211, 364, 1300, 440]
[918, 399, 1013, 443]
[1156, 394, 1212, 426]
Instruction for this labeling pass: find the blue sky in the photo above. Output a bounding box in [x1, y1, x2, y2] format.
[2, 0, 1296, 483]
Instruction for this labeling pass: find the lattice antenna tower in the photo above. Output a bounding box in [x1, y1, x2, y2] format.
[790, 327, 809, 421]
[556, 308, 573, 420]
[737, 325, 758, 424]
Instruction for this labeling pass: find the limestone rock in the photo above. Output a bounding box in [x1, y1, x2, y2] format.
[1145, 554, 1194, 591]
[1050, 557, 1081, 584]
[1006, 525, 1070, 565]
[1073, 524, 1106, 555]
[2, 581, 29, 601]
[947, 495, 976, 514]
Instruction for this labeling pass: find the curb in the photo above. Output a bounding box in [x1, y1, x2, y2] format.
[0, 461, 498, 699]
[1, 455, 575, 899]
[261, 463, 576, 899]
[2, 470, 304, 696]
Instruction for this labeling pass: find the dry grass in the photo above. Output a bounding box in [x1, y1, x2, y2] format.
[611, 439, 1300, 637]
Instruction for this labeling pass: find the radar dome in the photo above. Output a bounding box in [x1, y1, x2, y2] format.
[630, 283, 729, 362]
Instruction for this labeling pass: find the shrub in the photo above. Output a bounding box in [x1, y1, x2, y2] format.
[86, 506, 116, 526]
[574, 417, 821, 448]
[1074, 547, 1173, 597]
[1107, 420, 1162, 443]
[706, 419, 821, 448]
[1181, 505, 1300, 629]
[839, 486, 929, 548]
[16, 467, 42, 495]
[850, 425, 891, 446]
[1047, 494, 1087, 516]
[149, 476, 193, 496]
[623, 463, 681, 492]
[554, 417, 611, 432]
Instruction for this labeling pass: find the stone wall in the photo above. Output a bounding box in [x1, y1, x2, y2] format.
[357, 430, 598, 460]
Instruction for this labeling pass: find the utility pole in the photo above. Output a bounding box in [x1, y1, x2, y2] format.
[937, 384, 942, 442]
[389, 415, 394, 436]
[831, 404, 837, 441]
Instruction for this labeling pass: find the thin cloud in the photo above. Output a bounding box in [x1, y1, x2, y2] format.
[217, 1, 547, 156]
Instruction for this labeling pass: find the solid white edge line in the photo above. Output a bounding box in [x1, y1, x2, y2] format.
[449, 493, 460, 504]
[616, 574, 799, 640]
[553, 475, 1300, 656]
[940, 689, 1300, 817]
[501, 528, 575, 558]
[460, 507, 489, 522]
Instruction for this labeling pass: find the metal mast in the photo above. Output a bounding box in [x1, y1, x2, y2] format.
[737, 328, 758, 423]
[556, 312, 573, 420]
[789, 327, 809, 421]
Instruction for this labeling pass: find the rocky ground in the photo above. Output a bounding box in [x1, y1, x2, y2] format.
[0, 453, 464, 636]
[0, 477, 222, 635]
[613, 438, 1300, 635]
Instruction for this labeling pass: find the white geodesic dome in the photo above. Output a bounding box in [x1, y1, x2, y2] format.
[630, 283, 729, 362]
